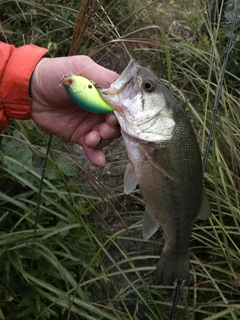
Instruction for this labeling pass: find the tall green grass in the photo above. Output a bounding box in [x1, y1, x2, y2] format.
[0, 0, 240, 319]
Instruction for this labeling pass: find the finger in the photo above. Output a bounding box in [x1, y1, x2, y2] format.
[84, 124, 120, 148]
[71, 56, 119, 87]
[70, 113, 105, 144]
[83, 131, 101, 148]
[105, 113, 119, 126]
[79, 137, 106, 166]
[95, 138, 114, 149]
[98, 122, 121, 140]
[83, 131, 111, 148]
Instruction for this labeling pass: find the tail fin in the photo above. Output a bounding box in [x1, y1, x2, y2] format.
[156, 251, 190, 285]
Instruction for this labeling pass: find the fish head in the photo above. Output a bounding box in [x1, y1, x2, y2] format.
[99, 59, 176, 143]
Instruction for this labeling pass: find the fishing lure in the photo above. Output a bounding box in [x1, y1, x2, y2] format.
[62, 75, 113, 113]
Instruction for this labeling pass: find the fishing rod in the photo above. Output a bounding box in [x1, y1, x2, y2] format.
[170, 1, 239, 319]
[170, 279, 185, 320]
[202, 0, 239, 174]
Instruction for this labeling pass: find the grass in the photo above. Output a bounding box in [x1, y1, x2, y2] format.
[0, 0, 240, 319]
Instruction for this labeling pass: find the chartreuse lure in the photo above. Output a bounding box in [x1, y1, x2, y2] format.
[62, 75, 113, 113]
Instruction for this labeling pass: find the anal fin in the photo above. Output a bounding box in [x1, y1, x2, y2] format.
[142, 210, 159, 240]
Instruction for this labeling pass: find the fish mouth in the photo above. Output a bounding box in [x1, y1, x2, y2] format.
[98, 59, 139, 110]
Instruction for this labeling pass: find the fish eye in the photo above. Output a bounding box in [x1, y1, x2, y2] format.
[142, 80, 155, 92]
[88, 84, 93, 89]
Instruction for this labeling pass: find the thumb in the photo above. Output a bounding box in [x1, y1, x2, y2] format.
[69, 55, 119, 88]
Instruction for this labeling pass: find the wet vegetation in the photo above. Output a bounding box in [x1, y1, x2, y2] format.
[0, 0, 240, 319]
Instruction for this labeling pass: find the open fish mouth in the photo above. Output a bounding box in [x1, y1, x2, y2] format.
[98, 59, 139, 97]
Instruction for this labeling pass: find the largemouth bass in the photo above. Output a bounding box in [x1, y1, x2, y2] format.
[99, 59, 212, 285]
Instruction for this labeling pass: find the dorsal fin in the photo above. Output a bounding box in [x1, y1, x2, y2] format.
[196, 189, 212, 220]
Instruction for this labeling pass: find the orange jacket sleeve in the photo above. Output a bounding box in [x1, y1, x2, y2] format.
[0, 42, 48, 130]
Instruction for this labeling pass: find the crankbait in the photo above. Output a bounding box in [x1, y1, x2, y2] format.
[62, 75, 113, 113]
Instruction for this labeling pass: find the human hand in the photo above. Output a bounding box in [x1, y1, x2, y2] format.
[30, 55, 120, 166]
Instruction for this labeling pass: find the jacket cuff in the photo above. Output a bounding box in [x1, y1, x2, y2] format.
[0, 44, 48, 130]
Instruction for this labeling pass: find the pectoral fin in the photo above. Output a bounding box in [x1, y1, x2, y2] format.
[142, 210, 159, 240]
[124, 162, 138, 194]
[196, 189, 212, 220]
[150, 155, 175, 180]
[142, 144, 175, 180]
